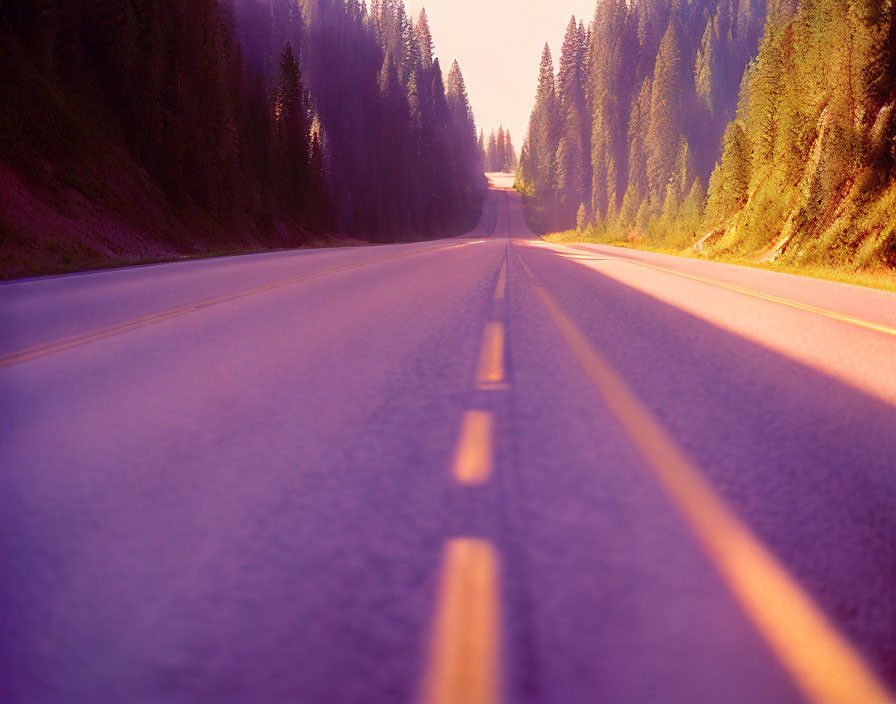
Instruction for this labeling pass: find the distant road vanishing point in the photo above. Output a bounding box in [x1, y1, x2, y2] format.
[2, 175, 896, 703]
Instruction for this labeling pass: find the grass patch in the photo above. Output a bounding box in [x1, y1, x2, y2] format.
[544, 230, 896, 293]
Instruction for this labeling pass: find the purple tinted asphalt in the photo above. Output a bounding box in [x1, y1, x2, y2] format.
[2, 187, 894, 703]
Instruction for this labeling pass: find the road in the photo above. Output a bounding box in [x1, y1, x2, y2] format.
[2, 177, 896, 703]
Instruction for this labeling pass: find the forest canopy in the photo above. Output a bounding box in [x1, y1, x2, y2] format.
[517, 0, 896, 270]
[0, 0, 486, 277]
[482, 125, 518, 173]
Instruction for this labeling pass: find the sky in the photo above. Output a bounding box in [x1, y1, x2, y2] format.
[407, 0, 598, 152]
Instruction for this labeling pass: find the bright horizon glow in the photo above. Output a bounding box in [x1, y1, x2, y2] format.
[408, 0, 598, 153]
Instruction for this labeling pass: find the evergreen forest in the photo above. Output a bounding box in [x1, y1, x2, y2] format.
[482, 125, 518, 173]
[517, 0, 896, 271]
[0, 1, 485, 277]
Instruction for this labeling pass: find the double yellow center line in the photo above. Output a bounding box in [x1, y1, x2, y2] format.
[475, 322, 506, 390]
[493, 259, 507, 300]
[422, 539, 501, 704]
[452, 256, 509, 486]
[452, 411, 494, 485]
[424, 252, 509, 704]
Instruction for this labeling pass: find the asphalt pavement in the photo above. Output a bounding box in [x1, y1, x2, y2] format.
[2, 179, 895, 703]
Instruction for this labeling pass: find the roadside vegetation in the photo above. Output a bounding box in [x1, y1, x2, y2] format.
[480, 126, 519, 173]
[516, 0, 896, 283]
[541, 226, 896, 293]
[0, 1, 485, 279]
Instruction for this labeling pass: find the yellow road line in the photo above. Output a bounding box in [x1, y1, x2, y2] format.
[567, 246, 896, 338]
[421, 538, 500, 704]
[517, 256, 536, 282]
[476, 322, 505, 389]
[494, 259, 507, 300]
[0, 240, 476, 369]
[452, 410, 494, 485]
[519, 251, 894, 704]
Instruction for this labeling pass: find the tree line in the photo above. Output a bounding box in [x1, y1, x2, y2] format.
[480, 126, 518, 173]
[517, 0, 896, 269]
[0, 0, 485, 253]
[289, 1, 485, 239]
[704, 0, 896, 267]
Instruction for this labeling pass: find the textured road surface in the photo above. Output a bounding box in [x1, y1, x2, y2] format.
[2, 179, 896, 703]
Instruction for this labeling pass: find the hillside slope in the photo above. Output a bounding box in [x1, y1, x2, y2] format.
[0, 0, 485, 279]
[0, 43, 289, 280]
[699, 0, 896, 270]
[518, 0, 896, 275]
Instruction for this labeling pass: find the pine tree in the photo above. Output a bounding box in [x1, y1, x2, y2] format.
[445, 60, 482, 227]
[417, 8, 434, 71]
[308, 127, 328, 228]
[588, 0, 636, 220]
[425, 57, 453, 229]
[406, 69, 426, 232]
[518, 140, 533, 184]
[668, 137, 699, 208]
[487, 129, 498, 171]
[518, 42, 560, 227]
[559, 17, 585, 112]
[578, 19, 594, 194]
[577, 202, 589, 231]
[535, 42, 559, 155]
[646, 23, 682, 201]
[746, 27, 783, 174]
[670, 177, 705, 246]
[504, 130, 516, 171]
[496, 125, 507, 173]
[377, 50, 405, 237]
[557, 106, 586, 224]
[404, 14, 422, 86]
[626, 76, 653, 210]
[709, 121, 750, 218]
[592, 91, 623, 219]
[556, 15, 588, 227]
[446, 60, 474, 125]
[695, 19, 716, 116]
[275, 42, 311, 215]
